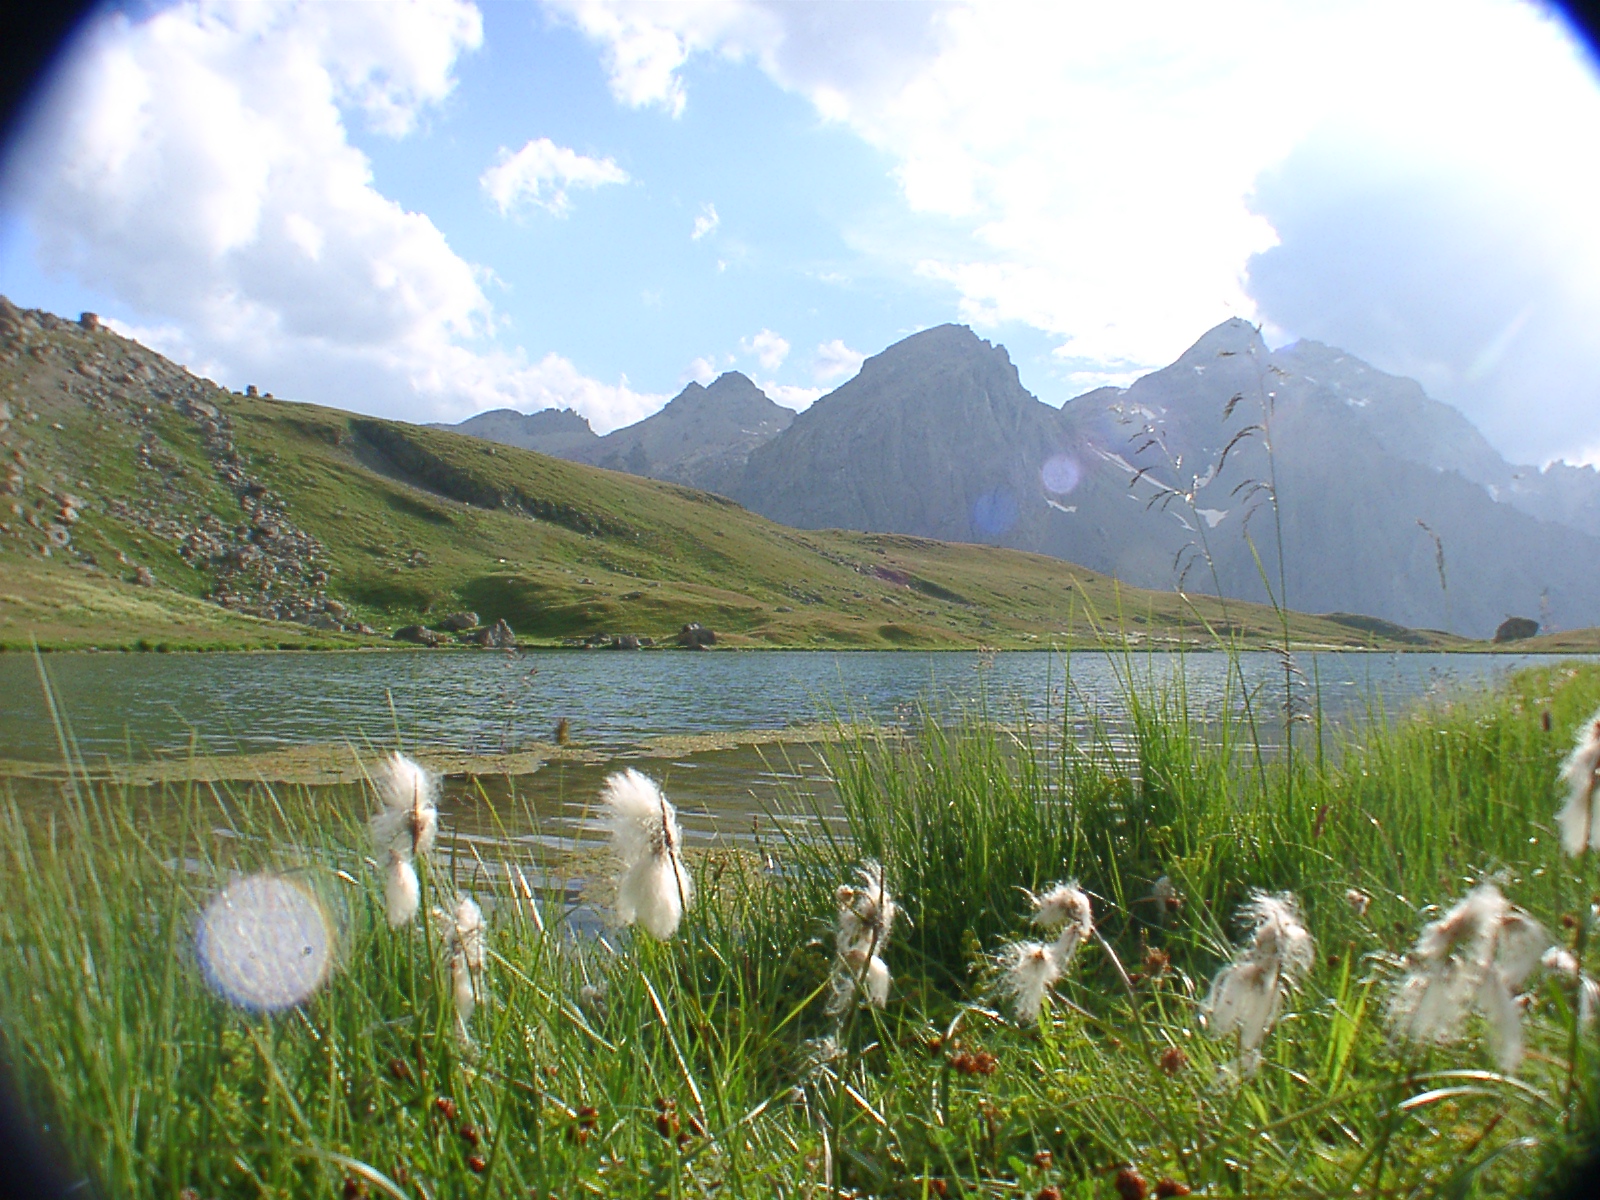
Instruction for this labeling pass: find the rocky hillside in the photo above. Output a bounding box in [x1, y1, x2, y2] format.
[733, 319, 1600, 637]
[3, 297, 1414, 652]
[436, 371, 793, 497]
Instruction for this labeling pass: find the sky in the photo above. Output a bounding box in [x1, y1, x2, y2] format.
[1, 0, 1598, 467]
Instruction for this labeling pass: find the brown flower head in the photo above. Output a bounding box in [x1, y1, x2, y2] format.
[1114, 1166, 1148, 1200]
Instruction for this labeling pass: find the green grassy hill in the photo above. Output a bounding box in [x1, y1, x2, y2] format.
[0, 300, 1484, 651]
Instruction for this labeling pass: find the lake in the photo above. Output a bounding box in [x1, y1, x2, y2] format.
[0, 647, 1571, 764]
[2, 647, 1585, 921]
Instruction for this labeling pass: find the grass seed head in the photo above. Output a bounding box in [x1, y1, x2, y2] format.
[1556, 705, 1600, 855]
[369, 752, 439, 863]
[1000, 939, 1061, 1022]
[383, 852, 419, 929]
[1205, 891, 1312, 1056]
[602, 769, 692, 939]
[1390, 882, 1549, 1067]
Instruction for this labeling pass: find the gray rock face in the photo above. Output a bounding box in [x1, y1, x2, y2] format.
[434, 373, 792, 497]
[735, 319, 1600, 637]
[736, 325, 1066, 542]
[436, 611, 479, 632]
[585, 372, 794, 495]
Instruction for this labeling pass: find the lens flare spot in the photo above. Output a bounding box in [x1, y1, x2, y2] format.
[971, 487, 1019, 537]
[1041, 454, 1081, 495]
[197, 874, 332, 1011]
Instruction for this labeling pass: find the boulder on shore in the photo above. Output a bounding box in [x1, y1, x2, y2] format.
[1492, 616, 1540, 643]
[677, 622, 716, 649]
[393, 624, 443, 646]
[463, 618, 516, 648]
[436, 611, 480, 632]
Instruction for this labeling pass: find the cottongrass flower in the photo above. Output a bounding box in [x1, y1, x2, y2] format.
[368, 753, 440, 927]
[602, 769, 692, 940]
[1556, 704, 1600, 856]
[1030, 879, 1094, 965]
[1000, 941, 1061, 1022]
[443, 895, 486, 1031]
[1388, 882, 1550, 1071]
[1205, 891, 1314, 1065]
[1542, 946, 1600, 1027]
[997, 880, 1096, 1021]
[829, 860, 895, 1012]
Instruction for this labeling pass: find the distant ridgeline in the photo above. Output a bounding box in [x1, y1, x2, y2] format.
[440, 321, 1600, 639]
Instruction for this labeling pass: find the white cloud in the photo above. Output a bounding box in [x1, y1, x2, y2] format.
[760, 380, 824, 412]
[739, 327, 789, 371]
[556, 0, 1600, 461]
[481, 137, 629, 216]
[3, 0, 656, 433]
[691, 201, 719, 240]
[812, 338, 864, 384]
[683, 355, 717, 385]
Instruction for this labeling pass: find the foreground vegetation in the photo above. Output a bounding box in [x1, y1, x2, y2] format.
[1, 299, 1481, 652]
[2, 656, 1599, 1198]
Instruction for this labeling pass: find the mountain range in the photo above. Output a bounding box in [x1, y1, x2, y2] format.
[439, 322, 1600, 637]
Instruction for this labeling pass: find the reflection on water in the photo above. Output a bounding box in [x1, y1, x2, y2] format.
[0, 648, 1571, 763]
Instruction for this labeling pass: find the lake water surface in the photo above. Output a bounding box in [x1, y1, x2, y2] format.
[0, 647, 1577, 763]
[3, 648, 1587, 917]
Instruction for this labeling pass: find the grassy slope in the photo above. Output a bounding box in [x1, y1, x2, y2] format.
[0, 305, 1501, 651]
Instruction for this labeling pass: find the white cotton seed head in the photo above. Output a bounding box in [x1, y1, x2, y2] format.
[384, 853, 420, 928]
[1243, 891, 1315, 986]
[1415, 884, 1506, 968]
[452, 953, 476, 1027]
[1581, 978, 1600, 1028]
[616, 849, 691, 940]
[1543, 946, 1580, 977]
[602, 770, 691, 938]
[1477, 972, 1525, 1073]
[1030, 880, 1093, 934]
[1207, 959, 1283, 1052]
[864, 955, 890, 1008]
[1001, 940, 1061, 1022]
[836, 860, 896, 958]
[1205, 890, 1312, 1053]
[369, 753, 440, 859]
[438, 896, 485, 1032]
[1492, 909, 1550, 990]
[1390, 889, 1499, 1048]
[1390, 882, 1546, 1060]
[1345, 888, 1372, 917]
[1557, 706, 1600, 856]
[453, 896, 486, 971]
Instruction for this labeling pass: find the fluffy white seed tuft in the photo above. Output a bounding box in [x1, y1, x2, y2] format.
[1000, 940, 1061, 1022]
[383, 852, 420, 929]
[443, 896, 486, 1032]
[828, 861, 896, 1012]
[369, 752, 440, 861]
[1205, 891, 1314, 1057]
[1030, 880, 1094, 966]
[602, 769, 692, 939]
[1556, 706, 1600, 856]
[1388, 882, 1550, 1070]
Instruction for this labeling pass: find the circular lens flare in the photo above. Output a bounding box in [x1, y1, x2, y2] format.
[971, 487, 1019, 537]
[1041, 454, 1082, 495]
[197, 873, 332, 1012]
